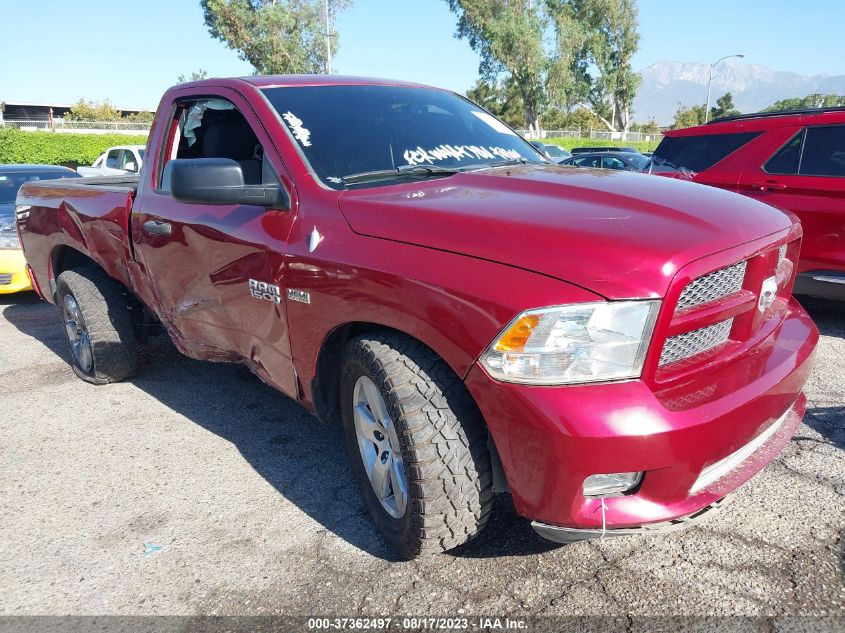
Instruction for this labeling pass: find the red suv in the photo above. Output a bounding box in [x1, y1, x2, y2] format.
[651, 108, 845, 300]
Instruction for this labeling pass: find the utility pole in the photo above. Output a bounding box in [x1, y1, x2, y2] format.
[325, 0, 332, 74]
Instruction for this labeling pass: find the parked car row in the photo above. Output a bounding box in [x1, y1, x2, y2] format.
[562, 150, 650, 171]
[529, 141, 572, 163]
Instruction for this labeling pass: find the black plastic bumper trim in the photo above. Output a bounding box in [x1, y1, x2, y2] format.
[531, 497, 727, 544]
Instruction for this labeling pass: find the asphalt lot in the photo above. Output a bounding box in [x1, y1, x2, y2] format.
[0, 292, 842, 623]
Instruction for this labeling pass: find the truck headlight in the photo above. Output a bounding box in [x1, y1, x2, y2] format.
[0, 217, 20, 250]
[480, 301, 660, 385]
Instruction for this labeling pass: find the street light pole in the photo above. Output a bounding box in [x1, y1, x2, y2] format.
[325, 0, 331, 74]
[704, 53, 745, 123]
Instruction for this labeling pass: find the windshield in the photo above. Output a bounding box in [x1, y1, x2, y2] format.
[544, 145, 567, 157]
[651, 132, 760, 173]
[262, 85, 544, 188]
[0, 171, 76, 204]
[626, 154, 650, 170]
[138, 149, 145, 161]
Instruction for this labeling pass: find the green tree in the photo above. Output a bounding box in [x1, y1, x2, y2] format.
[764, 94, 845, 111]
[541, 106, 604, 131]
[177, 69, 209, 83]
[672, 103, 706, 129]
[671, 92, 740, 129]
[201, 0, 352, 74]
[566, 0, 641, 133]
[709, 92, 739, 120]
[63, 99, 153, 124]
[466, 78, 525, 128]
[630, 118, 661, 134]
[447, 1, 549, 134]
[64, 99, 123, 122]
[123, 111, 155, 124]
[446, 0, 641, 134]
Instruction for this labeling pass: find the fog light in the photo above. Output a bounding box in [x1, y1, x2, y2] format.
[583, 472, 643, 497]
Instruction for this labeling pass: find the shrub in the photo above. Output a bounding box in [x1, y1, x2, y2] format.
[0, 129, 149, 168]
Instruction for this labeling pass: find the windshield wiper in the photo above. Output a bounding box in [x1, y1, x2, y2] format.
[488, 158, 530, 167]
[342, 164, 464, 185]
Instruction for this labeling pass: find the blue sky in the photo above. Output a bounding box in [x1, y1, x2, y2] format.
[0, 0, 841, 110]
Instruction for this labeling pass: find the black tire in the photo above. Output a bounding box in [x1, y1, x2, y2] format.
[340, 332, 493, 559]
[56, 266, 139, 384]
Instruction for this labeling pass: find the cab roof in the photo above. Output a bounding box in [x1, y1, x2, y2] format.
[667, 107, 845, 137]
[175, 74, 441, 92]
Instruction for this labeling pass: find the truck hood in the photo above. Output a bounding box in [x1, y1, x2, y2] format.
[337, 164, 792, 299]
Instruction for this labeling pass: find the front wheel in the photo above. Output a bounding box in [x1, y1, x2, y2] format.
[56, 267, 139, 384]
[340, 332, 493, 559]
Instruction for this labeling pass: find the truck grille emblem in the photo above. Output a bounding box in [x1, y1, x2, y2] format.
[249, 279, 281, 304]
[758, 276, 778, 312]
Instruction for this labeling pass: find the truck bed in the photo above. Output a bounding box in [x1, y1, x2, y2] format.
[58, 174, 139, 191]
[17, 175, 140, 297]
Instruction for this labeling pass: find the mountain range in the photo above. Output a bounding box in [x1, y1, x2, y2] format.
[634, 60, 845, 125]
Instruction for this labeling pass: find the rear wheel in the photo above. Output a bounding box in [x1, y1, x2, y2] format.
[56, 267, 139, 384]
[340, 332, 493, 559]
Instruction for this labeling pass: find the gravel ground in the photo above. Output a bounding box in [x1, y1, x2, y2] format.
[0, 292, 842, 625]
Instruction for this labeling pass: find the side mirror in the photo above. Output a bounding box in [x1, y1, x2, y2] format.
[124, 162, 137, 172]
[167, 158, 290, 209]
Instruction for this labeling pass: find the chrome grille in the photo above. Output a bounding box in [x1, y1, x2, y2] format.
[659, 318, 733, 366]
[0, 273, 12, 285]
[676, 261, 747, 312]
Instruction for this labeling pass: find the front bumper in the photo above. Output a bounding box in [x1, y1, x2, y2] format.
[465, 298, 817, 535]
[0, 248, 32, 294]
[532, 497, 728, 543]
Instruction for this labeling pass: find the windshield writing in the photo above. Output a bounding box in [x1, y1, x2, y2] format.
[262, 85, 543, 188]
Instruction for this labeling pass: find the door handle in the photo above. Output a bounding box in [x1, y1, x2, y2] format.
[752, 181, 788, 191]
[142, 220, 172, 236]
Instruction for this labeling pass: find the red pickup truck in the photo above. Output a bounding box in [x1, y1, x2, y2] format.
[16, 76, 818, 559]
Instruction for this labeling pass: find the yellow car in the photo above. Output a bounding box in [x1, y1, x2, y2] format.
[0, 165, 81, 294]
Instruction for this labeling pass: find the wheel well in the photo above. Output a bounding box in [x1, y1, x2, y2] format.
[311, 322, 384, 425]
[311, 322, 508, 493]
[50, 246, 98, 299]
[49, 246, 158, 338]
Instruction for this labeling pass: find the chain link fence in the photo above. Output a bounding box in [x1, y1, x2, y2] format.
[0, 120, 151, 133]
[516, 128, 663, 143]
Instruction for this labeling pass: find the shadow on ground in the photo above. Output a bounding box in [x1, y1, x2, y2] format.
[1, 296, 555, 561]
[798, 296, 844, 339]
[803, 405, 845, 450]
[798, 296, 845, 450]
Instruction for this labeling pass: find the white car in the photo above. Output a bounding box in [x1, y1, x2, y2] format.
[77, 145, 145, 177]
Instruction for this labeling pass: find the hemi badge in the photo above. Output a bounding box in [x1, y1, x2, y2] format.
[287, 289, 311, 304]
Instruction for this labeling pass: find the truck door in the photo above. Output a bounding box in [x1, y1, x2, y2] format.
[736, 124, 845, 275]
[131, 90, 299, 397]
